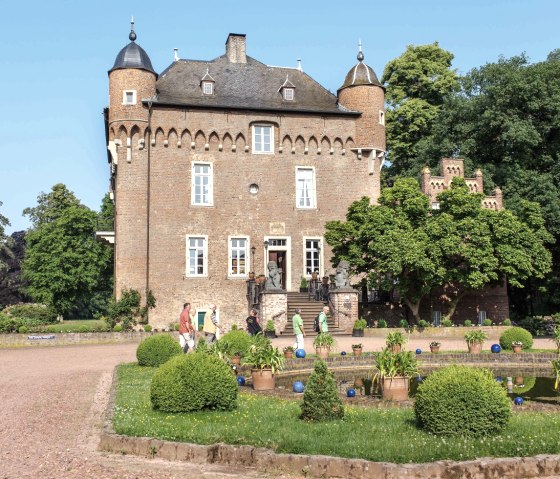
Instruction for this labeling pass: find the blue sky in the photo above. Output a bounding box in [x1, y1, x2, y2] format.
[1, 0, 559, 232]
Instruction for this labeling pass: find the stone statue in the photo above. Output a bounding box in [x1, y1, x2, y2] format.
[334, 261, 349, 289]
[265, 261, 282, 290]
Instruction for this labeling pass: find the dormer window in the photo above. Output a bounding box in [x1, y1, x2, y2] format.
[278, 75, 296, 102]
[202, 81, 214, 95]
[200, 68, 215, 96]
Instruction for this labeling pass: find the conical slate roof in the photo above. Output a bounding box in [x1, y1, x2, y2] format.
[109, 21, 156, 76]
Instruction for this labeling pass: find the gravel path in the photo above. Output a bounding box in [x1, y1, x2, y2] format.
[0, 344, 278, 479]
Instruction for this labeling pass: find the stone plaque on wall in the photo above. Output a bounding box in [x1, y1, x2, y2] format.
[269, 222, 285, 234]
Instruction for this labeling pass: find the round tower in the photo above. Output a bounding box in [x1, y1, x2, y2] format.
[108, 19, 157, 125]
[337, 43, 385, 152]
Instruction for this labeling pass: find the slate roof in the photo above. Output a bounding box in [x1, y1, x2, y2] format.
[339, 61, 383, 91]
[109, 41, 157, 76]
[152, 55, 359, 115]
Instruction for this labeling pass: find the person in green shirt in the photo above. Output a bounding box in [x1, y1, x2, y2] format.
[292, 308, 305, 351]
[319, 306, 329, 333]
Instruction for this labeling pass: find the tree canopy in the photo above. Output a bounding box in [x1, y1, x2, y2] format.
[325, 178, 552, 322]
[22, 183, 83, 228]
[0, 201, 13, 272]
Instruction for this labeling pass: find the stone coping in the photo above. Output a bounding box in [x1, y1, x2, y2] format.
[364, 326, 510, 339]
[99, 366, 560, 478]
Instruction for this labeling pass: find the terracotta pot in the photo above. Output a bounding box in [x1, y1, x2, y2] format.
[513, 345, 522, 353]
[316, 346, 330, 359]
[381, 376, 410, 401]
[352, 348, 363, 358]
[284, 351, 294, 359]
[354, 377, 364, 388]
[515, 376, 524, 386]
[430, 346, 440, 354]
[251, 368, 275, 390]
[468, 342, 482, 354]
[231, 355, 241, 365]
[390, 344, 402, 354]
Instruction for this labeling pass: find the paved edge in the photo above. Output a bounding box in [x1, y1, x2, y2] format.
[98, 366, 560, 479]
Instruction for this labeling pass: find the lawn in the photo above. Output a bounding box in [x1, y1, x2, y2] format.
[113, 363, 560, 464]
[42, 319, 108, 333]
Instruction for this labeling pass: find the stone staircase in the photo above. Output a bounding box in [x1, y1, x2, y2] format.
[281, 292, 346, 336]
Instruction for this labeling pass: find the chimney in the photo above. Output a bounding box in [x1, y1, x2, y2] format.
[225, 33, 247, 63]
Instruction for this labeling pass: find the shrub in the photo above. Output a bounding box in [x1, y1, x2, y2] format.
[265, 320, 275, 331]
[385, 331, 407, 347]
[441, 319, 452, 327]
[18, 325, 29, 334]
[414, 365, 511, 436]
[503, 318, 512, 326]
[113, 324, 123, 332]
[464, 320, 472, 327]
[353, 319, 367, 330]
[418, 319, 429, 328]
[464, 329, 488, 344]
[217, 330, 253, 358]
[300, 360, 344, 421]
[313, 332, 335, 348]
[78, 324, 90, 333]
[144, 324, 153, 332]
[377, 319, 387, 328]
[150, 353, 238, 413]
[2, 303, 57, 324]
[137, 334, 183, 367]
[398, 319, 409, 329]
[482, 319, 493, 326]
[499, 327, 533, 350]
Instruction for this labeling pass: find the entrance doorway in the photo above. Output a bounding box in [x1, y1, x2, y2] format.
[268, 250, 286, 289]
[264, 237, 291, 291]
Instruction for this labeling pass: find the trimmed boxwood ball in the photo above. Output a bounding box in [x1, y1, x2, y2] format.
[136, 334, 182, 367]
[414, 365, 511, 437]
[150, 353, 238, 413]
[295, 349, 306, 358]
[499, 327, 533, 350]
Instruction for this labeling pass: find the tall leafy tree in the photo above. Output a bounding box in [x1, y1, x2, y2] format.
[23, 183, 83, 228]
[0, 201, 13, 272]
[0, 231, 28, 308]
[325, 178, 552, 322]
[382, 43, 459, 178]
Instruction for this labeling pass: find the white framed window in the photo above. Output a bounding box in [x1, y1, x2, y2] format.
[431, 202, 440, 210]
[478, 310, 487, 325]
[296, 167, 316, 209]
[432, 310, 441, 326]
[252, 125, 273, 154]
[304, 238, 321, 276]
[283, 88, 294, 101]
[186, 235, 208, 277]
[379, 110, 385, 125]
[202, 81, 214, 95]
[228, 236, 249, 277]
[123, 90, 137, 105]
[191, 162, 213, 206]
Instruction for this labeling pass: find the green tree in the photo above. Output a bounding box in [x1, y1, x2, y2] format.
[22, 204, 112, 317]
[325, 178, 552, 322]
[382, 43, 459, 178]
[300, 360, 344, 421]
[23, 183, 83, 228]
[0, 201, 13, 272]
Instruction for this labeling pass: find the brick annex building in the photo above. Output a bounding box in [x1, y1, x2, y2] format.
[103, 23, 508, 330]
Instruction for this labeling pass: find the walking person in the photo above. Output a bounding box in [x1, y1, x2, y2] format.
[246, 308, 262, 336]
[203, 303, 219, 342]
[179, 302, 195, 353]
[292, 308, 305, 351]
[319, 306, 329, 333]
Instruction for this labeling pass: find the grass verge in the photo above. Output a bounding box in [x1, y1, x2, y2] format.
[113, 363, 560, 463]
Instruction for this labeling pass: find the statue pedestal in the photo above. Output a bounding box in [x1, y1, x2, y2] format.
[330, 289, 359, 332]
[260, 291, 288, 334]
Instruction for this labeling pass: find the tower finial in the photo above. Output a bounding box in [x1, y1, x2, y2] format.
[129, 16, 137, 42]
[357, 39, 364, 62]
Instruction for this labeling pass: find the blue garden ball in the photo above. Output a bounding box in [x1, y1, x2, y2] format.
[496, 376, 503, 383]
[514, 396, 524, 406]
[417, 376, 424, 383]
[347, 388, 356, 397]
[236, 376, 246, 386]
[293, 381, 305, 393]
[416, 348, 422, 355]
[491, 344, 502, 354]
[341, 351, 347, 356]
[295, 349, 306, 358]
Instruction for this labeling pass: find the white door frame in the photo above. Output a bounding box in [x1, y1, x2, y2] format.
[264, 236, 291, 291]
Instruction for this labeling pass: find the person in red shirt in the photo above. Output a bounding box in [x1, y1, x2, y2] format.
[179, 302, 195, 353]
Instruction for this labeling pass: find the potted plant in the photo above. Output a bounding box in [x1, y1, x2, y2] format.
[429, 341, 441, 354]
[352, 318, 367, 337]
[299, 277, 308, 293]
[374, 348, 419, 401]
[264, 320, 276, 338]
[231, 351, 242, 365]
[283, 345, 295, 358]
[313, 332, 335, 359]
[352, 343, 363, 357]
[244, 337, 285, 390]
[385, 331, 407, 353]
[465, 329, 488, 354]
[512, 340, 523, 353]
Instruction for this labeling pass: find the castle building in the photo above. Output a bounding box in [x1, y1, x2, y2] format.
[105, 23, 386, 330]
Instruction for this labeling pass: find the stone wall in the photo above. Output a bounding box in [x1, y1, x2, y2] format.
[330, 289, 359, 331]
[259, 292, 288, 334]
